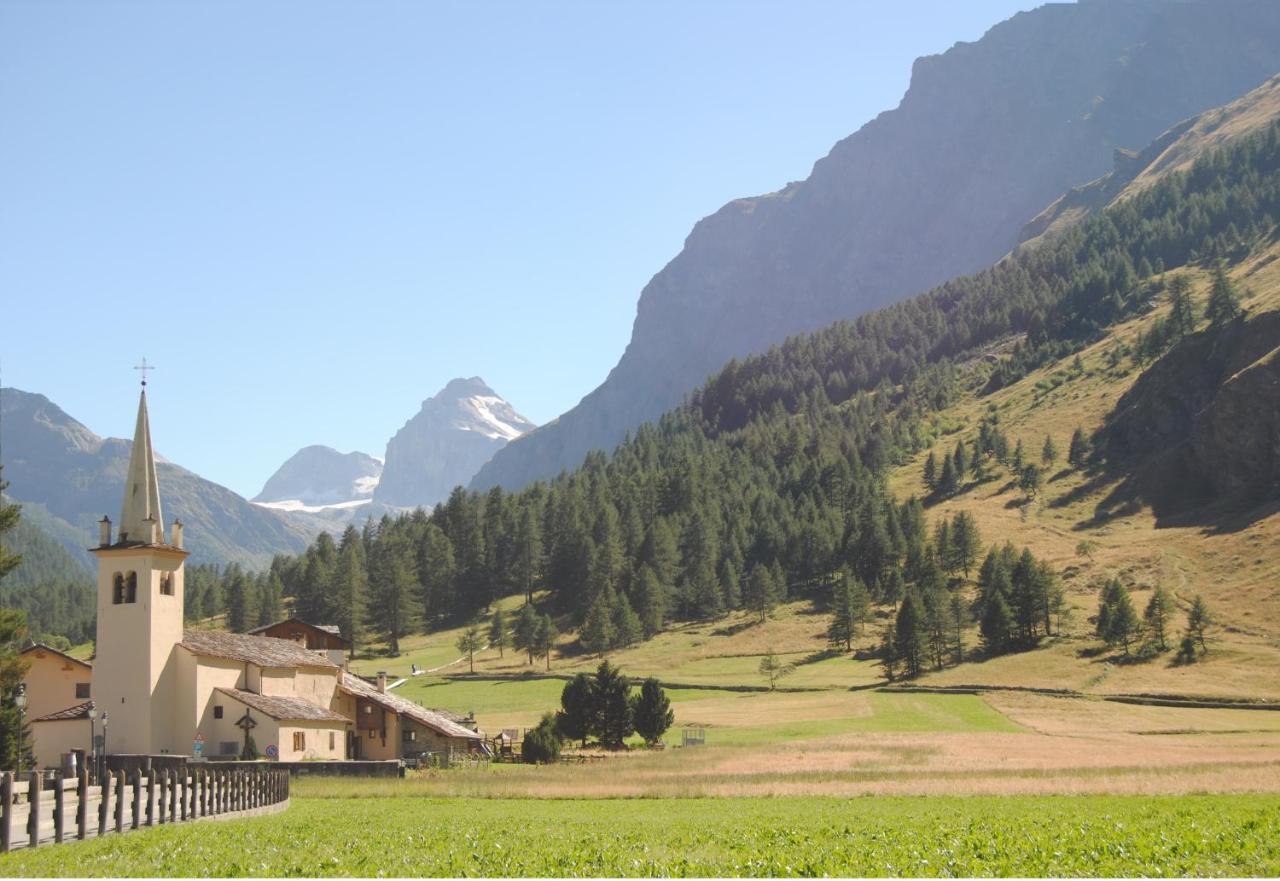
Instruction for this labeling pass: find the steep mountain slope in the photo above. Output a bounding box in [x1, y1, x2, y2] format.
[374, 377, 535, 509]
[0, 388, 313, 568]
[474, 0, 1280, 493]
[253, 445, 382, 511]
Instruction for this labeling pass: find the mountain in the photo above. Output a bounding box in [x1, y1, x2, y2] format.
[472, 0, 1280, 493]
[373, 377, 535, 509]
[0, 388, 313, 569]
[253, 445, 382, 512]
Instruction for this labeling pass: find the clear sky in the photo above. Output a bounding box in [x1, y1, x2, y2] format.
[1, 0, 1044, 498]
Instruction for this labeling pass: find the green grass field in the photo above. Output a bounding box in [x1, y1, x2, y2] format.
[4, 794, 1277, 877]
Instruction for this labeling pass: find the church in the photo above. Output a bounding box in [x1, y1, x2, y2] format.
[27, 388, 484, 768]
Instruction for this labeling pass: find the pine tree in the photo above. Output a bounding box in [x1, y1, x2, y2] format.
[367, 531, 418, 654]
[979, 591, 1014, 655]
[258, 572, 284, 628]
[953, 441, 969, 482]
[1041, 435, 1057, 468]
[611, 593, 642, 649]
[631, 678, 674, 746]
[827, 571, 870, 653]
[513, 603, 540, 664]
[744, 563, 780, 623]
[1186, 594, 1214, 653]
[633, 565, 666, 637]
[0, 467, 21, 582]
[488, 607, 507, 658]
[455, 621, 483, 673]
[556, 672, 595, 746]
[225, 566, 254, 633]
[513, 505, 544, 603]
[593, 661, 634, 748]
[331, 526, 368, 653]
[938, 456, 958, 496]
[895, 591, 928, 678]
[521, 713, 563, 764]
[1205, 263, 1244, 326]
[923, 450, 938, 493]
[0, 609, 31, 773]
[1144, 585, 1174, 651]
[950, 511, 982, 577]
[1167, 273, 1197, 338]
[580, 594, 616, 655]
[758, 649, 793, 690]
[535, 614, 559, 670]
[418, 523, 456, 628]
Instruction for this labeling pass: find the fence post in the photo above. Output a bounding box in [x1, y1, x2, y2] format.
[97, 768, 111, 836]
[169, 769, 178, 823]
[196, 768, 205, 818]
[131, 769, 141, 830]
[53, 769, 65, 844]
[159, 768, 169, 824]
[113, 771, 124, 834]
[27, 770, 42, 848]
[179, 769, 187, 821]
[0, 773, 11, 852]
[76, 765, 88, 840]
[145, 770, 156, 826]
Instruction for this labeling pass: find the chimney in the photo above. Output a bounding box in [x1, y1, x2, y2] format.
[376, 672, 387, 693]
[98, 516, 112, 548]
[171, 520, 184, 549]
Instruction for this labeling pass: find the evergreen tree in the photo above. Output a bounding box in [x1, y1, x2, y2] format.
[1205, 263, 1244, 326]
[367, 532, 418, 654]
[1167, 273, 1197, 338]
[631, 678, 674, 746]
[331, 527, 368, 653]
[1018, 464, 1043, 500]
[894, 591, 928, 678]
[953, 441, 969, 482]
[258, 572, 284, 628]
[743, 563, 781, 623]
[225, 566, 254, 633]
[514, 505, 544, 603]
[535, 613, 559, 670]
[758, 649, 793, 690]
[0, 608, 31, 773]
[1097, 579, 1140, 655]
[922, 450, 938, 492]
[556, 673, 595, 747]
[827, 571, 870, 653]
[0, 467, 21, 582]
[513, 603, 540, 664]
[1186, 594, 1214, 653]
[521, 713, 563, 764]
[418, 523, 456, 628]
[489, 607, 508, 658]
[455, 621, 483, 674]
[593, 661, 634, 748]
[949, 511, 982, 577]
[938, 456, 958, 496]
[1041, 435, 1057, 468]
[979, 591, 1014, 655]
[633, 565, 666, 637]
[879, 625, 899, 682]
[1144, 585, 1174, 652]
[580, 594, 616, 655]
[611, 593, 642, 649]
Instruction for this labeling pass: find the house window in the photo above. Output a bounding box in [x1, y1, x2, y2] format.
[75, 683, 91, 700]
[368, 729, 376, 739]
[213, 705, 223, 719]
[125, 572, 137, 603]
[329, 731, 335, 751]
[112, 573, 125, 604]
[402, 729, 416, 742]
[160, 573, 174, 596]
[293, 732, 305, 751]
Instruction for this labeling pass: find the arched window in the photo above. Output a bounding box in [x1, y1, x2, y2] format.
[112, 573, 125, 604]
[160, 572, 174, 596]
[125, 571, 138, 604]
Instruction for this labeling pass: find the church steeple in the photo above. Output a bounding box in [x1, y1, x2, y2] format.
[119, 389, 164, 545]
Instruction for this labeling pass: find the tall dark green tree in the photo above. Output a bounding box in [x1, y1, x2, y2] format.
[1205, 263, 1244, 327]
[631, 678, 674, 746]
[593, 661, 634, 748]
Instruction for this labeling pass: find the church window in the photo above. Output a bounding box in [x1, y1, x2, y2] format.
[125, 572, 138, 603]
[112, 573, 125, 604]
[293, 732, 305, 751]
[214, 705, 223, 719]
[329, 731, 335, 750]
[160, 573, 174, 596]
[76, 683, 91, 699]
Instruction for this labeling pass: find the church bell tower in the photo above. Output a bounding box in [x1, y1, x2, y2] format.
[91, 378, 188, 756]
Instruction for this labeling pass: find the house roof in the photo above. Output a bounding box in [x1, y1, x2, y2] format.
[180, 629, 338, 669]
[21, 643, 92, 670]
[247, 617, 351, 647]
[339, 673, 483, 740]
[215, 688, 349, 723]
[32, 701, 93, 723]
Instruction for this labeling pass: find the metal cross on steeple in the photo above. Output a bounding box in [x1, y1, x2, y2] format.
[134, 357, 155, 387]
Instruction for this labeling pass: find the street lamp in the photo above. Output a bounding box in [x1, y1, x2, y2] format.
[86, 702, 98, 781]
[100, 712, 109, 779]
[13, 685, 27, 777]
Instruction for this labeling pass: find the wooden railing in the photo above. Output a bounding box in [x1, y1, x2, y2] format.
[0, 766, 289, 852]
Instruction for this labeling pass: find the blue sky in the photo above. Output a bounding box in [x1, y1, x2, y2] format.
[1, 0, 1042, 498]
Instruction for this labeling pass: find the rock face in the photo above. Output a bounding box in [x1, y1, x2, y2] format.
[373, 377, 535, 508]
[1103, 311, 1280, 515]
[0, 387, 313, 568]
[253, 445, 382, 511]
[472, 0, 1280, 493]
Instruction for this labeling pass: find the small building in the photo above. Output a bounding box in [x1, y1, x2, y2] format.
[337, 672, 486, 761]
[21, 644, 94, 769]
[248, 618, 350, 666]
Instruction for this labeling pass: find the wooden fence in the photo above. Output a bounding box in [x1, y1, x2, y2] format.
[0, 766, 289, 852]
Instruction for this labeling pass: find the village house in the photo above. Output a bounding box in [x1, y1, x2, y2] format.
[25, 388, 484, 768]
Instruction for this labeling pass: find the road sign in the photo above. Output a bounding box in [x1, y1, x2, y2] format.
[194, 731, 205, 743]
[192, 740, 203, 758]
[265, 744, 278, 759]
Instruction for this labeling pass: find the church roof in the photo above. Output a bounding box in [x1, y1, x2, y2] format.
[32, 701, 94, 723]
[339, 673, 483, 740]
[180, 629, 338, 669]
[119, 389, 164, 544]
[215, 688, 348, 723]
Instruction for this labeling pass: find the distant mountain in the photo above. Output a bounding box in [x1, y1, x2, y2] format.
[0, 388, 313, 569]
[253, 445, 382, 512]
[374, 377, 535, 508]
[472, 0, 1280, 493]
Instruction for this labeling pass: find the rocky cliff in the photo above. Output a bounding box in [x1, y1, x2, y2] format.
[253, 445, 382, 510]
[373, 377, 535, 508]
[473, 0, 1280, 493]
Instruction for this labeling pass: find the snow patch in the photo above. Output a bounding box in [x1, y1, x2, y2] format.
[457, 395, 529, 441]
[254, 498, 373, 514]
[352, 474, 381, 496]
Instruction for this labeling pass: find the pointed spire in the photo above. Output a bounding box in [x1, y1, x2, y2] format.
[119, 390, 164, 544]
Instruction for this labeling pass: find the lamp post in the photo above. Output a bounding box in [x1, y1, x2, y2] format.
[13, 684, 27, 777]
[86, 702, 98, 781]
